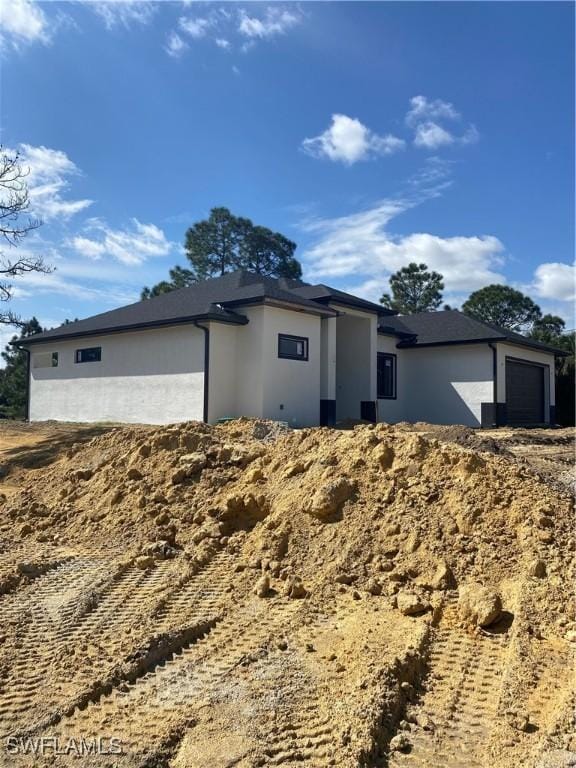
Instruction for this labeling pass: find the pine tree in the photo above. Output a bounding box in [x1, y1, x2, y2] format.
[0, 318, 43, 419]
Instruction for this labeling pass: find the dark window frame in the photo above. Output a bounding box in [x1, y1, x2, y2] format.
[377, 352, 397, 400]
[278, 333, 309, 362]
[75, 346, 102, 364]
[51, 352, 59, 368]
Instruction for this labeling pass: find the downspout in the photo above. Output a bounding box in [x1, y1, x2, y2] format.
[488, 342, 498, 425]
[194, 321, 210, 423]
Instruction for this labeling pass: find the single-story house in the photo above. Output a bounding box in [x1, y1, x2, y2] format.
[19, 270, 565, 428]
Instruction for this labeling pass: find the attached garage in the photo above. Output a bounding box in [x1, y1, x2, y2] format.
[505, 358, 546, 425]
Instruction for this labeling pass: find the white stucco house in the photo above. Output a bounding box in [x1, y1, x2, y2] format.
[20, 271, 565, 428]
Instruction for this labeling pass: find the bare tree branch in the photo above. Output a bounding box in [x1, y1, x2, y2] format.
[0, 146, 52, 325]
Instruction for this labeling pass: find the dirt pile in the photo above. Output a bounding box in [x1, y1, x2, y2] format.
[0, 420, 573, 768]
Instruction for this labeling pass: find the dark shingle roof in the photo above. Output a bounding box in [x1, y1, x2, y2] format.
[379, 310, 567, 355]
[287, 282, 394, 315]
[19, 271, 351, 345]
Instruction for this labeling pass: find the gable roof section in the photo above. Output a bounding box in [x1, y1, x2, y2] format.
[18, 271, 345, 346]
[379, 310, 567, 356]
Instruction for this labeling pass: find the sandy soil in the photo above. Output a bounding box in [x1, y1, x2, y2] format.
[0, 419, 573, 768]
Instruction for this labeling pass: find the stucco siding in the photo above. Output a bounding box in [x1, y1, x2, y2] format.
[207, 322, 239, 422]
[377, 334, 406, 423]
[234, 306, 266, 420]
[402, 344, 493, 427]
[210, 306, 322, 426]
[260, 306, 321, 427]
[29, 325, 205, 424]
[333, 305, 378, 421]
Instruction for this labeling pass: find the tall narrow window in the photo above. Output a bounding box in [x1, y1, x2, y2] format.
[75, 347, 101, 363]
[377, 353, 396, 399]
[278, 334, 308, 361]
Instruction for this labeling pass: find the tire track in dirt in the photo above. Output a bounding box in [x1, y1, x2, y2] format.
[53, 596, 301, 758]
[1, 549, 236, 743]
[525, 640, 573, 733]
[263, 701, 334, 766]
[0, 556, 114, 737]
[387, 599, 509, 768]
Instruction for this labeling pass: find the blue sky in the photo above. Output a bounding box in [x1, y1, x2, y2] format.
[0, 0, 574, 346]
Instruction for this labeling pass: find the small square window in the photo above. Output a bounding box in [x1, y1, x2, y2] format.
[51, 352, 59, 367]
[278, 334, 308, 361]
[75, 347, 101, 363]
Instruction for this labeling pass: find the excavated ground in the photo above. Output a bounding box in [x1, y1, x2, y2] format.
[0, 419, 573, 768]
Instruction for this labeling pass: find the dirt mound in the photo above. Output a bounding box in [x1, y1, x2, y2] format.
[0, 420, 573, 767]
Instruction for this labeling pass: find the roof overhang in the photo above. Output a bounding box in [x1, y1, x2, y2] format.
[223, 296, 337, 318]
[395, 336, 568, 356]
[15, 312, 249, 347]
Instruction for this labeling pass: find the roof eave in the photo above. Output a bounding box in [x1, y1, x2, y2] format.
[396, 336, 567, 355]
[314, 294, 395, 316]
[396, 336, 503, 349]
[14, 312, 249, 347]
[223, 296, 337, 318]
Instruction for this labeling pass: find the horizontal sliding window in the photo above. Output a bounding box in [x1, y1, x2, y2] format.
[75, 347, 101, 364]
[377, 352, 396, 399]
[278, 334, 308, 361]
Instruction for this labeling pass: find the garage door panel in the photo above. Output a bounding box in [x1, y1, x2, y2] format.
[506, 360, 544, 425]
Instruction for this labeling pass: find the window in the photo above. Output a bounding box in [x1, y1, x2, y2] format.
[278, 334, 308, 361]
[75, 347, 101, 363]
[33, 352, 59, 369]
[377, 353, 396, 399]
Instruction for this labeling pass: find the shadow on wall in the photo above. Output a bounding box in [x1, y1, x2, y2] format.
[405, 382, 484, 428]
[0, 424, 113, 478]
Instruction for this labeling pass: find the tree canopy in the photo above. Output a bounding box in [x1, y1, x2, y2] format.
[0, 317, 43, 419]
[462, 285, 542, 332]
[142, 207, 302, 299]
[380, 262, 444, 314]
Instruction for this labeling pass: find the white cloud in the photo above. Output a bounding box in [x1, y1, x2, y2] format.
[14, 268, 138, 304]
[215, 37, 230, 49]
[302, 114, 405, 166]
[407, 95, 479, 150]
[0, 0, 50, 50]
[14, 144, 92, 221]
[238, 7, 301, 39]
[91, 1, 156, 30]
[179, 15, 213, 39]
[300, 199, 506, 299]
[461, 124, 480, 145]
[532, 262, 576, 303]
[71, 218, 176, 266]
[165, 31, 187, 58]
[414, 122, 455, 149]
[406, 95, 460, 128]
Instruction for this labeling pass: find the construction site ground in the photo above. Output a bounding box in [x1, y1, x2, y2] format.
[0, 419, 573, 768]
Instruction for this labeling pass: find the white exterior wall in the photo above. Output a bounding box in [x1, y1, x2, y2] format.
[29, 325, 205, 424]
[320, 317, 337, 400]
[333, 305, 378, 421]
[402, 344, 493, 427]
[207, 305, 322, 427]
[496, 342, 555, 421]
[207, 321, 239, 423]
[260, 306, 321, 427]
[233, 306, 266, 420]
[377, 334, 407, 423]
